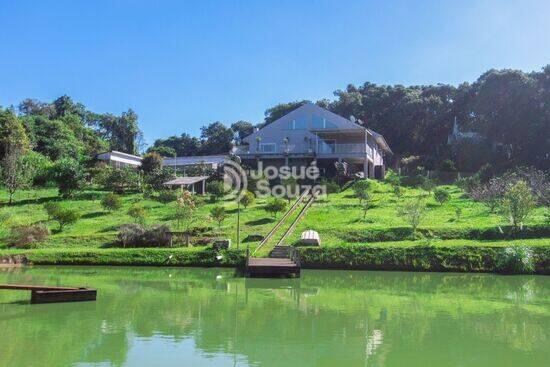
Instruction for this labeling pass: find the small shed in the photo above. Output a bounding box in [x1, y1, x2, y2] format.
[163, 176, 210, 195]
[300, 230, 320, 246]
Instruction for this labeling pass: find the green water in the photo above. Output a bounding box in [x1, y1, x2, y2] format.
[0, 267, 549, 367]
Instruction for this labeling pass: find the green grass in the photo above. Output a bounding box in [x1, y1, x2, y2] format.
[289, 181, 548, 246]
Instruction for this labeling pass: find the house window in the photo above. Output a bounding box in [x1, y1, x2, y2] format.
[288, 118, 307, 130]
[259, 143, 276, 153]
[312, 115, 337, 129]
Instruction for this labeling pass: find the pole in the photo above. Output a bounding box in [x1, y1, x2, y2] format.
[236, 199, 241, 249]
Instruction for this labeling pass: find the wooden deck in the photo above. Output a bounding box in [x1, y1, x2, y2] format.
[246, 257, 300, 278]
[0, 284, 97, 304]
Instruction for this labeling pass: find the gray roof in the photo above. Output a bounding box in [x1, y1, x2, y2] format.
[163, 176, 210, 186]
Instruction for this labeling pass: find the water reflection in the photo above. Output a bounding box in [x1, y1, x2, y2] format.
[0, 267, 548, 367]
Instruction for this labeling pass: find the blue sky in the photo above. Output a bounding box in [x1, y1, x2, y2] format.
[1, 0, 549, 147]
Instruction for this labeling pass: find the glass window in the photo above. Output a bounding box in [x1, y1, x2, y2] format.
[312, 115, 324, 129]
[259, 143, 276, 153]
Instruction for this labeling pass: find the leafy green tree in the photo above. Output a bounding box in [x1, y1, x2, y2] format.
[231, 121, 254, 144]
[200, 122, 234, 155]
[51, 207, 80, 231]
[175, 190, 197, 233]
[207, 180, 226, 201]
[501, 181, 536, 228]
[48, 158, 85, 197]
[101, 193, 122, 212]
[128, 203, 146, 224]
[263, 101, 309, 125]
[238, 190, 255, 208]
[140, 152, 163, 175]
[100, 167, 139, 194]
[156, 190, 177, 205]
[210, 206, 227, 229]
[434, 188, 450, 206]
[397, 199, 427, 232]
[264, 197, 287, 218]
[43, 202, 61, 220]
[352, 180, 370, 203]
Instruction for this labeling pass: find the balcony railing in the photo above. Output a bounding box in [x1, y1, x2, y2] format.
[234, 143, 372, 157]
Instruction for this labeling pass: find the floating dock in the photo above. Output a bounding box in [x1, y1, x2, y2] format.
[0, 284, 97, 304]
[246, 257, 300, 278]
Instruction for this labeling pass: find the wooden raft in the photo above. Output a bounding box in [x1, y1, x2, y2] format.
[0, 284, 97, 304]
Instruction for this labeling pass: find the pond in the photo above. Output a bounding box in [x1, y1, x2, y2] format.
[0, 267, 549, 367]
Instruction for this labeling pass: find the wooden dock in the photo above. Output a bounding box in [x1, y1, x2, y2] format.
[246, 257, 300, 278]
[0, 284, 97, 304]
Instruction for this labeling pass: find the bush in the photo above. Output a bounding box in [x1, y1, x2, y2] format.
[439, 159, 456, 171]
[323, 180, 340, 197]
[43, 202, 61, 220]
[51, 208, 80, 231]
[352, 179, 370, 203]
[156, 190, 177, 204]
[140, 152, 163, 174]
[434, 188, 450, 205]
[501, 181, 536, 228]
[100, 167, 139, 194]
[496, 246, 535, 274]
[8, 224, 50, 248]
[128, 203, 146, 224]
[264, 197, 287, 218]
[397, 199, 426, 232]
[101, 193, 122, 211]
[118, 223, 172, 247]
[48, 158, 85, 197]
[210, 206, 227, 228]
[207, 180, 226, 201]
[238, 190, 255, 208]
[144, 167, 175, 190]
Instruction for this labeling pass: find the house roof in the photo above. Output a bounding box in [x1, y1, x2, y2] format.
[163, 176, 210, 186]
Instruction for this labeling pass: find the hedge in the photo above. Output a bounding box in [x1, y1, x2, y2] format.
[338, 225, 550, 243]
[298, 245, 550, 274]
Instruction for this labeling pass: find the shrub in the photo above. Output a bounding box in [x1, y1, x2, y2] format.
[323, 180, 340, 197]
[352, 179, 370, 203]
[238, 190, 255, 208]
[501, 181, 536, 229]
[434, 188, 450, 205]
[100, 167, 139, 194]
[455, 174, 480, 193]
[144, 167, 175, 190]
[439, 159, 456, 172]
[140, 152, 163, 174]
[454, 207, 462, 221]
[207, 180, 226, 201]
[496, 246, 535, 274]
[48, 158, 85, 197]
[43, 202, 61, 220]
[128, 203, 146, 224]
[101, 193, 122, 212]
[156, 190, 177, 205]
[264, 197, 287, 218]
[51, 208, 80, 231]
[397, 199, 426, 232]
[8, 224, 50, 248]
[393, 185, 402, 199]
[118, 223, 172, 247]
[210, 206, 227, 228]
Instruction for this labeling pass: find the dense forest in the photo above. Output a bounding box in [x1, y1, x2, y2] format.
[1, 65, 549, 175]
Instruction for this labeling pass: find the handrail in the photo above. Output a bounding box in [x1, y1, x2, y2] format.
[275, 190, 318, 248]
[251, 188, 310, 256]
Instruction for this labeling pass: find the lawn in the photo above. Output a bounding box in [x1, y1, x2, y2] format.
[0, 181, 548, 253]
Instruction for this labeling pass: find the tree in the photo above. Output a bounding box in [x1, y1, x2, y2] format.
[100, 167, 139, 194]
[470, 177, 508, 213]
[393, 185, 403, 199]
[210, 206, 227, 229]
[51, 207, 80, 231]
[238, 191, 255, 208]
[263, 101, 309, 125]
[157, 190, 177, 205]
[231, 121, 254, 144]
[501, 181, 535, 229]
[140, 152, 163, 175]
[128, 203, 146, 224]
[362, 195, 372, 219]
[352, 180, 370, 203]
[175, 190, 197, 233]
[434, 188, 450, 206]
[207, 180, 226, 201]
[397, 199, 427, 232]
[200, 122, 234, 155]
[264, 197, 287, 218]
[48, 158, 85, 197]
[145, 167, 176, 191]
[323, 180, 340, 197]
[149, 133, 200, 157]
[43, 202, 61, 220]
[1, 149, 33, 204]
[101, 193, 122, 212]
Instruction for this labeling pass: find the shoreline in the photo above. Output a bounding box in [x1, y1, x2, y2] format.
[2, 245, 549, 275]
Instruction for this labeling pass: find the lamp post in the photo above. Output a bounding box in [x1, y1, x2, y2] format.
[236, 199, 240, 249]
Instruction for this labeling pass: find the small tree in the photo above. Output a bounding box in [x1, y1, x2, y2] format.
[51, 208, 80, 231]
[1, 150, 32, 204]
[434, 188, 450, 206]
[323, 180, 340, 198]
[393, 185, 402, 199]
[175, 190, 197, 232]
[49, 158, 85, 197]
[362, 195, 372, 219]
[454, 206, 462, 222]
[470, 176, 508, 213]
[101, 193, 122, 212]
[207, 180, 226, 201]
[43, 202, 61, 220]
[397, 199, 426, 232]
[501, 181, 535, 229]
[210, 206, 227, 228]
[157, 190, 177, 205]
[140, 152, 163, 175]
[128, 203, 146, 224]
[352, 180, 370, 203]
[238, 190, 255, 208]
[264, 197, 287, 218]
[421, 178, 436, 194]
[100, 167, 139, 194]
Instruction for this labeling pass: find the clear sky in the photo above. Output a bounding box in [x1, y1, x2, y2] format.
[1, 0, 549, 147]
